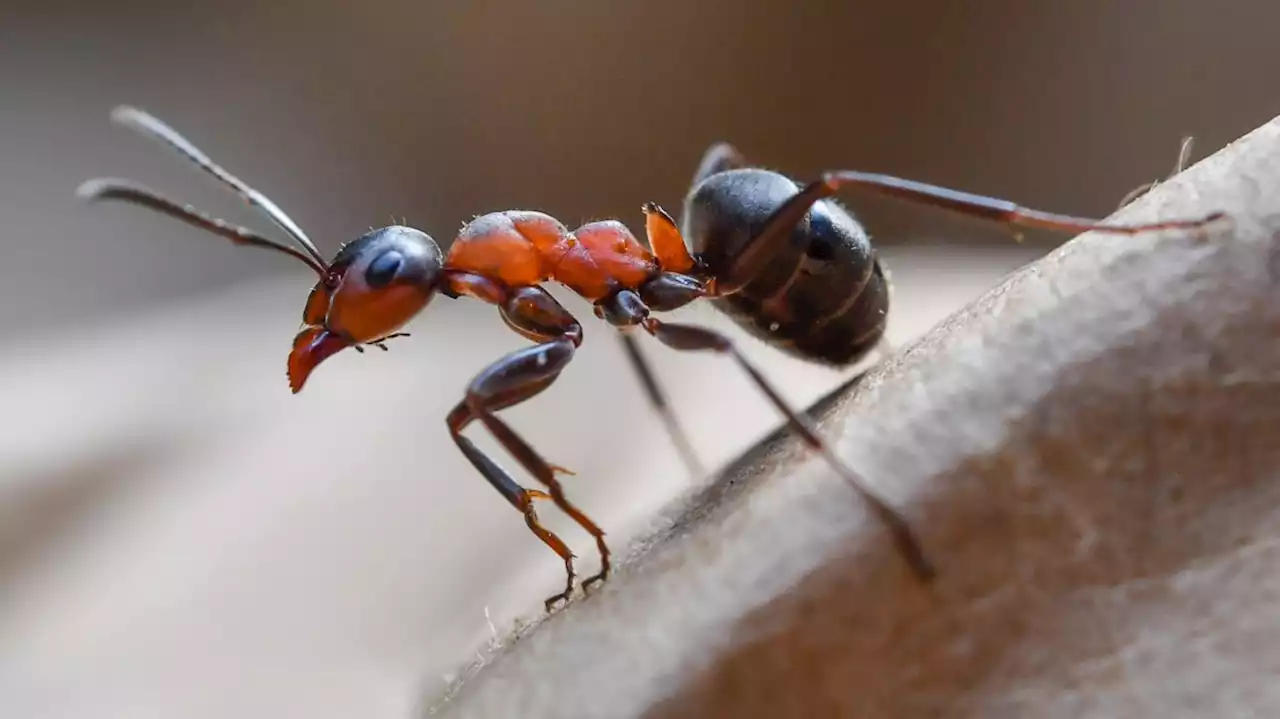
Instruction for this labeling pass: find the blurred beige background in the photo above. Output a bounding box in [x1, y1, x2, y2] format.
[0, 1, 1275, 717]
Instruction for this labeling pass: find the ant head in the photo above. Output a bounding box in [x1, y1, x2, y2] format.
[77, 106, 450, 394]
[289, 225, 443, 392]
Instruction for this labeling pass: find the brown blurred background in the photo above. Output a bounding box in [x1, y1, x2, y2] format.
[4, 0, 1274, 338]
[0, 1, 1275, 717]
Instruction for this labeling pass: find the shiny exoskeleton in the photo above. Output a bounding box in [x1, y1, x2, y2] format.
[78, 107, 1225, 612]
[681, 147, 890, 366]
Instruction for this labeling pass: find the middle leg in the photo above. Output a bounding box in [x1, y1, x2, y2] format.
[617, 331, 708, 482]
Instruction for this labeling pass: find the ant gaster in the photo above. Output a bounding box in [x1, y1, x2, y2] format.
[78, 107, 1225, 611]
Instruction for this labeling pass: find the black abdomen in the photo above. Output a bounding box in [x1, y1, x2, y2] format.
[680, 168, 889, 366]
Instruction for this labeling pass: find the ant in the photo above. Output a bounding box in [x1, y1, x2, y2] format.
[77, 107, 1225, 611]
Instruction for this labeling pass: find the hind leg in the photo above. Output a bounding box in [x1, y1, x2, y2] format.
[1116, 135, 1196, 210]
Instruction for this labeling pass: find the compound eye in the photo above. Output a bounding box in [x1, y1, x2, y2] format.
[365, 250, 404, 289]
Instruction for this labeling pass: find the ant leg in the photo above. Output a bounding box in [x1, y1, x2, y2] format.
[449, 399, 578, 611]
[1116, 135, 1196, 210]
[617, 331, 707, 481]
[639, 316, 936, 582]
[715, 166, 1226, 296]
[691, 142, 748, 187]
[448, 339, 608, 608]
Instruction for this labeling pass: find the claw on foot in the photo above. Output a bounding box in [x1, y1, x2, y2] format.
[544, 591, 572, 612]
[582, 570, 608, 593]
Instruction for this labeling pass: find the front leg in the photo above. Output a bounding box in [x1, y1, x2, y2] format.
[447, 283, 613, 608]
[447, 339, 599, 610]
[461, 339, 612, 594]
[449, 392, 579, 611]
